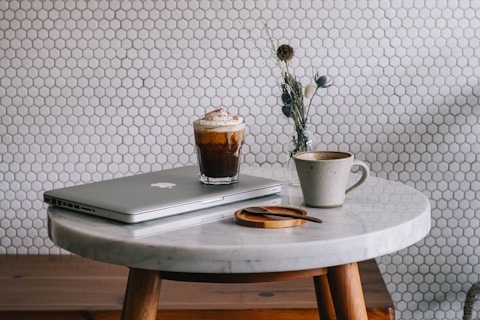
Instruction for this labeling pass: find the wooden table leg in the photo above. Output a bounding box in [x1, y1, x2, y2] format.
[313, 274, 336, 320]
[327, 262, 368, 320]
[121, 268, 162, 320]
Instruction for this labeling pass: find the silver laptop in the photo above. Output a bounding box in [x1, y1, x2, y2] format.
[44, 165, 282, 223]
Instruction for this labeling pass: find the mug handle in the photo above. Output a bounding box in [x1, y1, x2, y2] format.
[346, 159, 370, 195]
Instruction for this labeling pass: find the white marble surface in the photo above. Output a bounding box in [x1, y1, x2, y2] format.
[48, 167, 431, 273]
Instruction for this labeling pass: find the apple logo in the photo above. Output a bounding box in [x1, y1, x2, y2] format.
[150, 182, 176, 189]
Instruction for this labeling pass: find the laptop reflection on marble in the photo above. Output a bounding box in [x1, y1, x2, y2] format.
[48, 194, 282, 237]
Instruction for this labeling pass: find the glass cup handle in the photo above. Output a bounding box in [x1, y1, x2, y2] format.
[346, 159, 370, 195]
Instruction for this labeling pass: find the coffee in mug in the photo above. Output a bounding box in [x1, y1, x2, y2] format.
[293, 151, 369, 207]
[193, 108, 245, 185]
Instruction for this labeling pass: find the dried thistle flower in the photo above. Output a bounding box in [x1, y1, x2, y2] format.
[276, 44, 294, 62]
[315, 73, 333, 88]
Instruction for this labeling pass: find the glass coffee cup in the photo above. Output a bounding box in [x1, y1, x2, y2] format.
[193, 108, 245, 185]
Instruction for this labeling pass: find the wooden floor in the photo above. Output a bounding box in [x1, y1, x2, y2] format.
[0, 255, 394, 320]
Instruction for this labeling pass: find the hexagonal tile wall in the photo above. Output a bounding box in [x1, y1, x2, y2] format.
[1, 0, 480, 319]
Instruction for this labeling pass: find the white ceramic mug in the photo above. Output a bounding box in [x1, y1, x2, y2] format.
[293, 151, 370, 208]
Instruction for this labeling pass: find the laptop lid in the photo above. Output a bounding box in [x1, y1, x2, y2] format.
[44, 165, 282, 223]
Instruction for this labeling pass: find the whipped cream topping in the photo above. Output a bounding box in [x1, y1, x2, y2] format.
[194, 108, 243, 127]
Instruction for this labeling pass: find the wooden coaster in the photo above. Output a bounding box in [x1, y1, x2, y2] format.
[234, 206, 307, 229]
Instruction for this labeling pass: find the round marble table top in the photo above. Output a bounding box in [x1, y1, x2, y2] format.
[48, 166, 431, 273]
